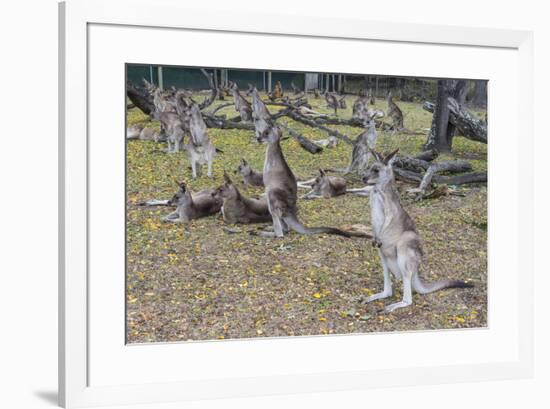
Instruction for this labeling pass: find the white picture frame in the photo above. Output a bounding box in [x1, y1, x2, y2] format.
[59, 0, 534, 407]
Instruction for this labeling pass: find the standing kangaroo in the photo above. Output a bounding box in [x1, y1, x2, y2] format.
[250, 85, 273, 142]
[228, 81, 253, 122]
[352, 95, 369, 121]
[162, 181, 222, 223]
[302, 169, 347, 200]
[236, 158, 264, 187]
[347, 113, 378, 174]
[186, 103, 217, 178]
[386, 91, 404, 129]
[324, 92, 339, 116]
[256, 125, 351, 238]
[272, 81, 284, 99]
[338, 95, 347, 109]
[213, 172, 272, 224]
[362, 149, 473, 312]
[151, 110, 186, 153]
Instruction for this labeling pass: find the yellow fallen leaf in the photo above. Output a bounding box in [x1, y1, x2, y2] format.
[313, 293, 321, 299]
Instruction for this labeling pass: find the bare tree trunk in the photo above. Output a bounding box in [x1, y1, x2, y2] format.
[423, 98, 487, 144]
[424, 79, 453, 152]
[473, 80, 488, 108]
[445, 79, 467, 140]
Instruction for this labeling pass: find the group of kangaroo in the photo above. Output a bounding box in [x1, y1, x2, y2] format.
[143, 80, 217, 178]
[136, 82, 472, 313]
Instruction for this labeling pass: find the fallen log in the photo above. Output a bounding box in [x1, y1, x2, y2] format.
[203, 114, 255, 130]
[394, 156, 432, 173]
[285, 110, 353, 145]
[414, 149, 439, 162]
[126, 81, 154, 115]
[394, 167, 486, 186]
[270, 99, 310, 120]
[418, 160, 472, 191]
[279, 124, 323, 154]
[423, 98, 487, 144]
[209, 102, 234, 116]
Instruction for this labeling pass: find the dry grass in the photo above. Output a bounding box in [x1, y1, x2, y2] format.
[126, 92, 487, 343]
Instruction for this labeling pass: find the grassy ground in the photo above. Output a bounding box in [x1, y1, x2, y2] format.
[126, 92, 487, 343]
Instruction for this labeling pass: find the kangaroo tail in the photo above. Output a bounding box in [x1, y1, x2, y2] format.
[412, 274, 474, 295]
[284, 214, 352, 238]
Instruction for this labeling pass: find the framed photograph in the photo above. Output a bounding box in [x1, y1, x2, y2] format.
[59, 0, 534, 407]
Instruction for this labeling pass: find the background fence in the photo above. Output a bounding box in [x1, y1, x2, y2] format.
[127, 64, 487, 106]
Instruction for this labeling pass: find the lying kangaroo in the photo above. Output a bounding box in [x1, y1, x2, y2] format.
[362, 149, 473, 312]
[228, 81, 253, 122]
[302, 169, 347, 200]
[250, 85, 273, 141]
[236, 158, 264, 187]
[138, 127, 160, 141]
[256, 125, 351, 238]
[387, 91, 404, 129]
[213, 172, 271, 224]
[126, 124, 143, 139]
[126, 125, 160, 141]
[162, 181, 222, 223]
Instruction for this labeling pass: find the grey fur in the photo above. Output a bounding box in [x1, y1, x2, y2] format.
[150, 110, 186, 153]
[228, 81, 253, 122]
[257, 125, 351, 238]
[386, 91, 404, 129]
[352, 95, 369, 121]
[185, 103, 217, 178]
[213, 173, 271, 224]
[361, 149, 473, 312]
[302, 169, 347, 200]
[162, 181, 222, 223]
[250, 85, 273, 142]
[348, 114, 378, 174]
[236, 158, 264, 187]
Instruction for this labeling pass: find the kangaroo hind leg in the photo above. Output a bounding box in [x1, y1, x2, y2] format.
[362, 253, 393, 304]
[383, 245, 418, 312]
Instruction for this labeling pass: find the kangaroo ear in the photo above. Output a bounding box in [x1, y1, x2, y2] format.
[241, 158, 247, 165]
[369, 148, 383, 163]
[176, 180, 186, 191]
[223, 171, 232, 184]
[384, 149, 399, 165]
[319, 168, 326, 176]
